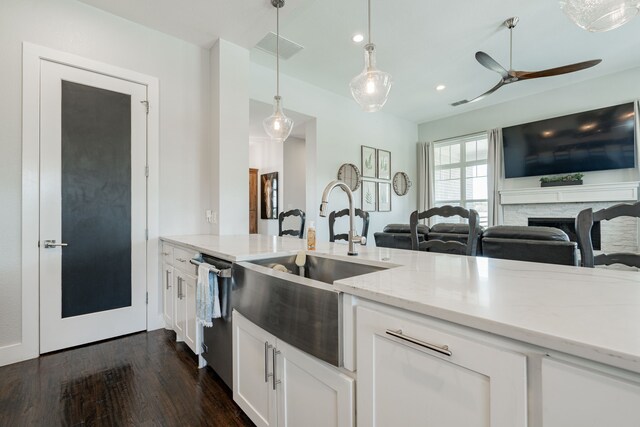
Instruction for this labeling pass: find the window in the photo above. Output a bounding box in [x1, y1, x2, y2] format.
[433, 134, 488, 226]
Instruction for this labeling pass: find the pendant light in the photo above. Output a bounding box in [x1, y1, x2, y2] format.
[263, 0, 294, 143]
[350, 0, 392, 112]
[559, 0, 640, 32]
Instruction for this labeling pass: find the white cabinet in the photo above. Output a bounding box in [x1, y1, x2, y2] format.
[184, 273, 197, 353]
[234, 311, 277, 427]
[162, 242, 198, 355]
[173, 271, 197, 355]
[542, 356, 640, 426]
[233, 311, 354, 427]
[356, 304, 527, 427]
[173, 273, 187, 341]
[161, 263, 174, 328]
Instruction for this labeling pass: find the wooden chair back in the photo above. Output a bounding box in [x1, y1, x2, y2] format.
[329, 208, 370, 244]
[410, 206, 480, 256]
[576, 202, 640, 268]
[278, 209, 306, 239]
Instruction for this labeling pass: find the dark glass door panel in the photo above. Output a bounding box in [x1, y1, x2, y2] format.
[61, 81, 132, 318]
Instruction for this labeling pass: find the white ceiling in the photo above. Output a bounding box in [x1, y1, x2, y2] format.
[80, 0, 640, 124]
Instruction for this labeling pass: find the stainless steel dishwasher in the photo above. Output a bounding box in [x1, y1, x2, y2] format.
[195, 254, 235, 390]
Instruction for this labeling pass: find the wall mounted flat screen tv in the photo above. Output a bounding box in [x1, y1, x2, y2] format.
[503, 103, 636, 178]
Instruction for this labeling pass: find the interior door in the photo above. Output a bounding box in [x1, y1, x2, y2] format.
[39, 60, 148, 353]
[249, 168, 258, 234]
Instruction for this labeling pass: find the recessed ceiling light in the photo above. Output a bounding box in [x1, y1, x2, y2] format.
[436, 84, 446, 91]
[352, 34, 364, 43]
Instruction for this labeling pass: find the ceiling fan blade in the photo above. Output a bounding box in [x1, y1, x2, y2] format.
[475, 52, 510, 79]
[451, 80, 505, 107]
[514, 59, 602, 80]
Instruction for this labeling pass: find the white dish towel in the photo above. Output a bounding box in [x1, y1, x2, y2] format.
[197, 263, 221, 327]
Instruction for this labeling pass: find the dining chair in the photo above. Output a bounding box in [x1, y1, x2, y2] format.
[410, 206, 480, 256]
[576, 202, 640, 268]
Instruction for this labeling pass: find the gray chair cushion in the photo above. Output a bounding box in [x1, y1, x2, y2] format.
[430, 223, 484, 234]
[383, 223, 429, 234]
[481, 237, 577, 266]
[482, 226, 569, 242]
[375, 223, 428, 250]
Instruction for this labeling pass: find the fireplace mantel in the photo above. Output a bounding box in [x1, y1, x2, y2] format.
[499, 182, 639, 205]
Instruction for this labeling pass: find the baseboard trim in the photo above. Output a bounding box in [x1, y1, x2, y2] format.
[0, 342, 38, 367]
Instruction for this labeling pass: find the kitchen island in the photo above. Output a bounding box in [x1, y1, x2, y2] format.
[162, 234, 640, 426]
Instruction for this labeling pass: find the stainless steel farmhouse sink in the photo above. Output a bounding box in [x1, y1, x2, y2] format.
[233, 254, 390, 367]
[249, 253, 388, 284]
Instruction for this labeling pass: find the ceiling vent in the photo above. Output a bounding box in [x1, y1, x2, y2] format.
[255, 32, 304, 60]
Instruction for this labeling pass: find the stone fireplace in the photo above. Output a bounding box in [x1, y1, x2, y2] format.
[499, 182, 639, 254]
[528, 217, 601, 250]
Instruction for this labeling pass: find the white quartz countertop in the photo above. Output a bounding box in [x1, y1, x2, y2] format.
[162, 234, 640, 373]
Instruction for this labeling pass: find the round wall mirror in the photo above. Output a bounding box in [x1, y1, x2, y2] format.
[337, 163, 361, 192]
[393, 172, 412, 196]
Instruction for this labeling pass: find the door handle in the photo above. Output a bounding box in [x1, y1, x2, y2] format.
[385, 329, 452, 357]
[264, 341, 273, 383]
[44, 240, 68, 249]
[166, 270, 171, 289]
[177, 277, 183, 299]
[272, 348, 281, 390]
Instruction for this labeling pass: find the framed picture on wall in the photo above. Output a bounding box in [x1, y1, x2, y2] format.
[260, 172, 278, 219]
[362, 180, 377, 212]
[377, 149, 391, 180]
[361, 146, 376, 178]
[378, 182, 391, 212]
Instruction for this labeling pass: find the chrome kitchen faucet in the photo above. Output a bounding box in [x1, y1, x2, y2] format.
[319, 180, 366, 255]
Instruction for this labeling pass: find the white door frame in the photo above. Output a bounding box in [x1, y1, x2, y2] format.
[15, 42, 160, 364]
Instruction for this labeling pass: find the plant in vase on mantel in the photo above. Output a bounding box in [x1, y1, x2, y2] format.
[539, 173, 584, 187]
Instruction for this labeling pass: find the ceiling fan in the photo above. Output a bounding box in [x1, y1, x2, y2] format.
[451, 17, 602, 107]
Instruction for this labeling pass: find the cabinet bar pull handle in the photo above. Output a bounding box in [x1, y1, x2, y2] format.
[272, 348, 281, 390]
[178, 277, 183, 299]
[385, 329, 452, 357]
[264, 341, 273, 383]
[166, 270, 171, 289]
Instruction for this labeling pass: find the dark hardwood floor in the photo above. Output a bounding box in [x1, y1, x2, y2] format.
[0, 330, 254, 426]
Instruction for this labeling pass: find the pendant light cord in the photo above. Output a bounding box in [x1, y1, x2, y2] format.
[368, 0, 372, 44]
[276, 3, 280, 97]
[509, 26, 513, 71]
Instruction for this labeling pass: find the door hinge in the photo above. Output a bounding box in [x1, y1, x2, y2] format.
[140, 100, 149, 114]
[146, 292, 149, 304]
[145, 229, 149, 241]
[145, 165, 149, 177]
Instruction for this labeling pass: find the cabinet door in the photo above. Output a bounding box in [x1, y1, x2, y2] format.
[542, 357, 640, 427]
[233, 311, 277, 427]
[174, 273, 186, 341]
[276, 339, 354, 427]
[357, 305, 527, 427]
[162, 263, 174, 329]
[184, 273, 197, 353]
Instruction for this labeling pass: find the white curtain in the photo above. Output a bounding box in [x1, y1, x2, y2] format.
[487, 128, 504, 227]
[417, 142, 434, 221]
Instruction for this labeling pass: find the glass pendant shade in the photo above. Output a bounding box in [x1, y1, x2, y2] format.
[560, 0, 640, 32]
[263, 96, 293, 143]
[350, 44, 392, 112]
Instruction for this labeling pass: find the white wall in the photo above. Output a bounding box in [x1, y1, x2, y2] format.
[418, 67, 640, 189]
[210, 40, 250, 235]
[0, 0, 210, 352]
[249, 138, 284, 236]
[284, 137, 307, 213]
[250, 63, 419, 244]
